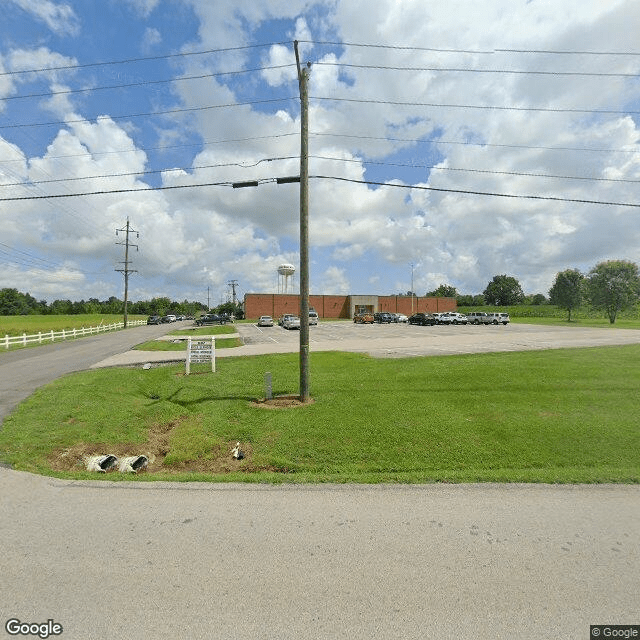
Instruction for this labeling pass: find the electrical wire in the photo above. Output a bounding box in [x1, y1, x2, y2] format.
[0, 174, 638, 208]
[0, 64, 297, 102]
[315, 61, 640, 79]
[311, 95, 640, 116]
[309, 175, 640, 208]
[0, 156, 299, 187]
[0, 133, 299, 163]
[309, 132, 639, 155]
[0, 97, 298, 130]
[303, 40, 640, 57]
[0, 42, 290, 76]
[3, 153, 638, 189]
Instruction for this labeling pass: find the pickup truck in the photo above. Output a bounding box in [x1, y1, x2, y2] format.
[196, 313, 229, 326]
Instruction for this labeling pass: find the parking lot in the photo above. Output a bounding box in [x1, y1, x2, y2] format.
[234, 320, 640, 358]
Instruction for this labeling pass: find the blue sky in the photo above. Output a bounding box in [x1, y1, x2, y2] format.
[1, 0, 640, 306]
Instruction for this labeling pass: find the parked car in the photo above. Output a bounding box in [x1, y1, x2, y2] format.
[392, 313, 408, 323]
[486, 312, 510, 325]
[466, 312, 491, 325]
[308, 310, 318, 325]
[353, 312, 374, 324]
[161, 314, 177, 323]
[282, 315, 301, 330]
[449, 313, 468, 325]
[374, 312, 394, 323]
[257, 316, 274, 327]
[278, 314, 295, 326]
[433, 312, 454, 325]
[196, 313, 228, 326]
[147, 315, 162, 325]
[408, 313, 437, 326]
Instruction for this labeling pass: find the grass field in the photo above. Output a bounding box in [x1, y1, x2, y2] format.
[0, 314, 147, 336]
[1, 345, 638, 483]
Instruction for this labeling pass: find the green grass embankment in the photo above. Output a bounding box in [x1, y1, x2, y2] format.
[1, 345, 638, 483]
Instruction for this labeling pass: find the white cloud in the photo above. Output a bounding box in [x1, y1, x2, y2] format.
[2, 0, 640, 303]
[123, 0, 160, 18]
[8, 0, 80, 36]
[142, 27, 162, 53]
[318, 266, 350, 294]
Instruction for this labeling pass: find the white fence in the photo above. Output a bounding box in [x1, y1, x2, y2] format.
[3, 319, 147, 350]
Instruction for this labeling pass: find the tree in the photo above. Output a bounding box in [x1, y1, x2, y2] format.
[427, 284, 458, 298]
[483, 275, 524, 306]
[0, 288, 35, 315]
[214, 301, 244, 319]
[585, 260, 640, 324]
[548, 269, 583, 322]
[456, 294, 474, 307]
[530, 293, 548, 305]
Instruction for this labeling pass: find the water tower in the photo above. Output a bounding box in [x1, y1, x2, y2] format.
[277, 263, 296, 293]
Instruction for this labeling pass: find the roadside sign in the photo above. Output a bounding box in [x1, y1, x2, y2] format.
[186, 337, 215, 374]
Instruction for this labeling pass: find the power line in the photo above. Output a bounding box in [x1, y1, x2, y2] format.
[315, 61, 640, 79]
[309, 154, 640, 184]
[0, 42, 290, 77]
[0, 97, 297, 130]
[309, 175, 640, 208]
[311, 95, 640, 116]
[3, 91, 633, 133]
[309, 131, 639, 155]
[0, 64, 297, 102]
[496, 48, 640, 56]
[304, 40, 640, 57]
[0, 174, 638, 208]
[0, 132, 299, 163]
[0, 156, 299, 187]
[4, 153, 639, 190]
[1, 130, 631, 169]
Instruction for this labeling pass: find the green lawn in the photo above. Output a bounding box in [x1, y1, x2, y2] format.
[134, 336, 242, 350]
[1, 345, 638, 483]
[0, 314, 146, 336]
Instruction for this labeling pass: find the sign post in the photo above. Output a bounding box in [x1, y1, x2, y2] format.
[186, 337, 215, 374]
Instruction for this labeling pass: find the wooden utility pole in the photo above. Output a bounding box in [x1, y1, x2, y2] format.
[295, 41, 311, 403]
[115, 217, 138, 328]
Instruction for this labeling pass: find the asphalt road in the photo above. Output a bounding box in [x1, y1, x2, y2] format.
[0, 321, 185, 426]
[1, 322, 639, 639]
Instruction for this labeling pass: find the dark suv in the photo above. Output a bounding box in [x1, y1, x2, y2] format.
[408, 313, 436, 326]
[374, 312, 394, 323]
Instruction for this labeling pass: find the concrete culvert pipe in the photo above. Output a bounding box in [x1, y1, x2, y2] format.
[85, 455, 118, 472]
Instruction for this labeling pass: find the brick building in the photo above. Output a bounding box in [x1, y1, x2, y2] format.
[243, 293, 456, 320]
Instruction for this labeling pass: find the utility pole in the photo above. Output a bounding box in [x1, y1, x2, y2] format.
[227, 279, 239, 306]
[295, 40, 311, 403]
[115, 217, 138, 328]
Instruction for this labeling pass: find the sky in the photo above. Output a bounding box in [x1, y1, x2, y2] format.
[1, 0, 639, 306]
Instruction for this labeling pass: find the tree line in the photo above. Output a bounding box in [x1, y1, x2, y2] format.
[423, 259, 640, 324]
[3, 259, 638, 323]
[0, 289, 209, 318]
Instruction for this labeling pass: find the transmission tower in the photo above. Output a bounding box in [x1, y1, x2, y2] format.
[115, 217, 139, 327]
